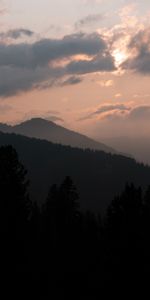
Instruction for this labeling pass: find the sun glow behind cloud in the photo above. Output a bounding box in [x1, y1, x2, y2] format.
[113, 49, 128, 66]
[51, 54, 92, 68]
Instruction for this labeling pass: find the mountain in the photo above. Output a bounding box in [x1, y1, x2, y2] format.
[103, 136, 150, 165]
[0, 118, 115, 153]
[0, 131, 150, 213]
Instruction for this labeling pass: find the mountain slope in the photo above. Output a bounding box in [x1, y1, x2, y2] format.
[103, 136, 150, 165]
[0, 131, 150, 212]
[0, 118, 115, 153]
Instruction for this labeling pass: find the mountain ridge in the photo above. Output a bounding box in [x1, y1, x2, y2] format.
[0, 118, 116, 153]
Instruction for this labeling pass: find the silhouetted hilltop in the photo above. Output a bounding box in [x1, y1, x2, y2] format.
[0, 131, 150, 212]
[0, 118, 115, 153]
[0, 123, 12, 132]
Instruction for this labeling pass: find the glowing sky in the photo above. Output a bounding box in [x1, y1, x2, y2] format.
[1, 0, 150, 138]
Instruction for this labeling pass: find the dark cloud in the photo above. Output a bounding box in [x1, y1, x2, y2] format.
[67, 54, 115, 75]
[0, 32, 105, 69]
[0, 29, 34, 40]
[0, 65, 55, 96]
[75, 13, 105, 29]
[35, 75, 83, 90]
[0, 32, 115, 96]
[122, 28, 150, 74]
[61, 76, 83, 86]
[123, 48, 150, 74]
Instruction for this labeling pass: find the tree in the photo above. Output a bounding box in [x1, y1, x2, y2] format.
[42, 184, 58, 247]
[41, 177, 80, 271]
[59, 176, 80, 225]
[104, 183, 144, 277]
[105, 183, 143, 238]
[42, 177, 80, 240]
[0, 145, 31, 238]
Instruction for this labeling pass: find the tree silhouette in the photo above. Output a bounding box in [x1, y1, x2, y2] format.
[105, 183, 143, 238]
[2, 144, 150, 297]
[42, 184, 58, 253]
[103, 183, 145, 286]
[59, 176, 80, 225]
[43, 177, 79, 233]
[41, 177, 81, 275]
[0, 145, 31, 265]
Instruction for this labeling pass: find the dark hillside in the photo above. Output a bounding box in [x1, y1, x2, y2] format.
[0, 131, 149, 212]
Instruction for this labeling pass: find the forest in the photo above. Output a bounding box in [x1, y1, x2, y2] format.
[1, 144, 150, 299]
[0, 131, 150, 213]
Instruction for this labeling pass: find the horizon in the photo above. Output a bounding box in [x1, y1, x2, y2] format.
[0, 0, 150, 140]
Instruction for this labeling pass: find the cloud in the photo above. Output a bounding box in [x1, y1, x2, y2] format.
[96, 79, 114, 87]
[75, 13, 105, 29]
[90, 104, 150, 139]
[61, 76, 83, 86]
[86, 104, 150, 122]
[0, 29, 34, 40]
[0, 32, 116, 96]
[82, 0, 103, 5]
[0, 7, 6, 15]
[121, 28, 150, 74]
[0, 32, 106, 69]
[45, 115, 64, 122]
[115, 93, 122, 98]
[0, 1, 8, 16]
[0, 65, 54, 96]
[93, 105, 150, 121]
[93, 104, 130, 115]
[35, 75, 83, 90]
[0, 103, 12, 113]
[66, 54, 115, 75]
[128, 106, 150, 120]
[79, 103, 130, 121]
[18, 110, 64, 124]
[98, 3, 149, 70]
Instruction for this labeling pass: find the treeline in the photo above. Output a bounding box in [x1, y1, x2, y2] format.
[1, 131, 150, 214]
[1, 145, 150, 298]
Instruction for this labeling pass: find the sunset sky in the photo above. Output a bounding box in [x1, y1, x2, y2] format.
[1, 0, 150, 139]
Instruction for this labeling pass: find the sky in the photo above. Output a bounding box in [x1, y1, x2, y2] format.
[1, 0, 150, 139]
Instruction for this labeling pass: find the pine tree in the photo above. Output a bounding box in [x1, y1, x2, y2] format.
[0, 145, 31, 238]
[59, 176, 79, 225]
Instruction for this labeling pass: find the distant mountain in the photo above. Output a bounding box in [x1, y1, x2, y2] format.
[0, 118, 115, 153]
[0, 131, 150, 213]
[103, 136, 150, 165]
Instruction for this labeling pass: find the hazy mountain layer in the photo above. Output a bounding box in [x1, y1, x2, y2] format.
[103, 137, 150, 165]
[0, 118, 115, 153]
